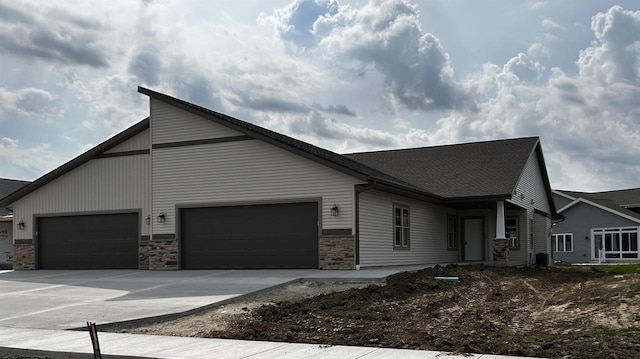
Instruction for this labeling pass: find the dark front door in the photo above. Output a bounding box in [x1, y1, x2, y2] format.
[181, 202, 319, 269]
[38, 213, 139, 269]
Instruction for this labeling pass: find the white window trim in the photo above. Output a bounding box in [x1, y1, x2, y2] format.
[591, 226, 640, 260]
[447, 215, 458, 250]
[553, 233, 573, 253]
[505, 216, 519, 250]
[393, 204, 410, 249]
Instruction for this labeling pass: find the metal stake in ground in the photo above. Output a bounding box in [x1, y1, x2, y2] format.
[87, 322, 102, 359]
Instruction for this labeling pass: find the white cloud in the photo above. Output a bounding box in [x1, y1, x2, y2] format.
[542, 18, 567, 31]
[0, 87, 63, 120]
[0, 138, 65, 176]
[266, 0, 472, 111]
[527, 42, 550, 58]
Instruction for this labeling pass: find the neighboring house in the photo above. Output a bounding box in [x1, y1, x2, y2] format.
[0, 87, 557, 270]
[0, 178, 30, 268]
[552, 189, 640, 263]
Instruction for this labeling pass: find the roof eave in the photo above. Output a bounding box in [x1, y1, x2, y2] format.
[0, 118, 150, 207]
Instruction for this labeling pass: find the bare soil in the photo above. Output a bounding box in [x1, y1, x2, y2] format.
[115, 265, 640, 358]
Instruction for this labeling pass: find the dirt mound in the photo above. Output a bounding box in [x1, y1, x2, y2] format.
[122, 265, 640, 358]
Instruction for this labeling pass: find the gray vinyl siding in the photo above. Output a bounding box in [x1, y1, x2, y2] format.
[553, 202, 640, 263]
[104, 129, 150, 153]
[151, 99, 242, 144]
[358, 190, 458, 267]
[506, 151, 552, 264]
[152, 140, 363, 234]
[553, 193, 573, 210]
[12, 155, 150, 239]
[534, 212, 551, 260]
[510, 152, 551, 215]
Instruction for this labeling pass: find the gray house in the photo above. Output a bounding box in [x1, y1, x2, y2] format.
[0, 178, 30, 268]
[552, 189, 640, 263]
[0, 87, 557, 270]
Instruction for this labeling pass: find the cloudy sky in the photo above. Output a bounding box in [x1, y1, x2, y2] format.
[1, 0, 639, 192]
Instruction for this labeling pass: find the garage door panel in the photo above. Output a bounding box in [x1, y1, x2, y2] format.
[38, 213, 138, 269]
[182, 202, 318, 269]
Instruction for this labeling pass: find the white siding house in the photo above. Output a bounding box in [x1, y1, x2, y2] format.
[0, 87, 557, 270]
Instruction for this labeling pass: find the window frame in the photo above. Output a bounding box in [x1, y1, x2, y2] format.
[592, 227, 639, 259]
[505, 216, 519, 250]
[552, 233, 573, 252]
[447, 215, 458, 250]
[393, 204, 410, 249]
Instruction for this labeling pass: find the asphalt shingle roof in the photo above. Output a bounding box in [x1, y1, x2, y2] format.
[559, 188, 640, 208]
[344, 137, 540, 199]
[0, 178, 30, 216]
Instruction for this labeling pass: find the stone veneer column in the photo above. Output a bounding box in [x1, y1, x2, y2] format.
[148, 239, 179, 270]
[13, 241, 35, 270]
[493, 200, 509, 265]
[319, 235, 356, 269]
[138, 237, 150, 270]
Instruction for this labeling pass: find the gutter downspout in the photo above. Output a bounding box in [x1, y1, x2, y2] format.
[354, 180, 376, 269]
[549, 214, 566, 263]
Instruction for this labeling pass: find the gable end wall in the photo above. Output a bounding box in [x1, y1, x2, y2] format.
[150, 100, 365, 235]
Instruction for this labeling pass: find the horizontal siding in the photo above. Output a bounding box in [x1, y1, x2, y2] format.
[104, 129, 150, 153]
[359, 190, 459, 267]
[13, 155, 150, 239]
[152, 140, 363, 234]
[151, 99, 242, 144]
[554, 202, 640, 263]
[511, 151, 551, 214]
[534, 213, 550, 259]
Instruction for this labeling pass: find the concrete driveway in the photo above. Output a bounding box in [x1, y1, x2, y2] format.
[0, 265, 430, 330]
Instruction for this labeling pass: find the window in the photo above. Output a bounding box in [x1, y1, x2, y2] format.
[553, 233, 573, 252]
[593, 227, 639, 259]
[505, 216, 519, 249]
[394, 205, 410, 249]
[447, 215, 458, 250]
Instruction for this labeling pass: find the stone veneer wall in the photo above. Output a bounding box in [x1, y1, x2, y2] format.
[138, 239, 149, 270]
[493, 238, 509, 265]
[148, 239, 179, 270]
[13, 242, 35, 270]
[319, 235, 356, 269]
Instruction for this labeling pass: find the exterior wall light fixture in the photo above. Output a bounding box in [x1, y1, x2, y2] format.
[157, 212, 166, 223]
[330, 204, 339, 216]
[17, 220, 25, 230]
[145, 216, 151, 225]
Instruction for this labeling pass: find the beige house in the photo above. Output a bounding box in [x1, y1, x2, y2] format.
[0, 87, 557, 270]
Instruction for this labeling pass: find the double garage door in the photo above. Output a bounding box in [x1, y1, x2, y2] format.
[181, 202, 319, 269]
[38, 213, 139, 269]
[36, 202, 319, 269]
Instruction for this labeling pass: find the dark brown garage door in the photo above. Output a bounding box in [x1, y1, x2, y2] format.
[38, 213, 139, 269]
[181, 202, 318, 269]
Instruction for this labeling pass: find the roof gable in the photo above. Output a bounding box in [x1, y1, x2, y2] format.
[0, 118, 150, 207]
[557, 188, 640, 208]
[558, 197, 640, 224]
[138, 87, 439, 201]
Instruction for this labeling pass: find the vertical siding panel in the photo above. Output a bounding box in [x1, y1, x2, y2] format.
[359, 190, 459, 267]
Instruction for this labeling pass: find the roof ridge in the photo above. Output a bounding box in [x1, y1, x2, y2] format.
[344, 136, 540, 155]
